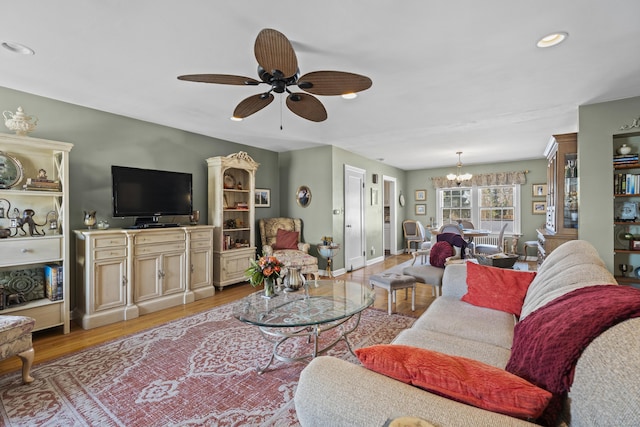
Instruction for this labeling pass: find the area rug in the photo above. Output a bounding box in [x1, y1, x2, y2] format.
[0, 302, 415, 426]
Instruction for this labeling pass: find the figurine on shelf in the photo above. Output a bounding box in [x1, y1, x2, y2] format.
[16, 209, 45, 236]
[84, 210, 96, 229]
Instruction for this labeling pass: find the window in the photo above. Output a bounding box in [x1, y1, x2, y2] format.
[441, 188, 472, 224]
[437, 185, 520, 234]
[478, 186, 516, 233]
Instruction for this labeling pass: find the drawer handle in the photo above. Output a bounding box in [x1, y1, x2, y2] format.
[21, 248, 32, 253]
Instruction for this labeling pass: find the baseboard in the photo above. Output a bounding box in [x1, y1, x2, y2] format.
[367, 256, 385, 266]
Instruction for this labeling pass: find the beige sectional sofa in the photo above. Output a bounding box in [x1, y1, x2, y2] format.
[294, 240, 640, 426]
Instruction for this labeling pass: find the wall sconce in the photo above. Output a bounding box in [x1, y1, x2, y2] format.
[46, 211, 59, 230]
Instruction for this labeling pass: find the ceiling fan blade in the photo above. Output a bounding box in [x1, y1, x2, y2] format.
[286, 93, 327, 122]
[254, 28, 298, 78]
[298, 71, 372, 96]
[177, 74, 261, 85]
[233, 93, 274, 118]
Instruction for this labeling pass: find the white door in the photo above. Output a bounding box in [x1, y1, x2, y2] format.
[344, 165, 366, 271]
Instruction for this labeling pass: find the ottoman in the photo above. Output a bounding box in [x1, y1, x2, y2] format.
[402, 265, 445, 297]
[369, 273, 416, 315]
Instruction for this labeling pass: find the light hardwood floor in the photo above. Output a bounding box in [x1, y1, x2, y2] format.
[1, 254, 437, 377]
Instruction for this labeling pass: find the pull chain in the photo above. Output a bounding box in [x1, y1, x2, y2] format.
[280, 94, 284, 130]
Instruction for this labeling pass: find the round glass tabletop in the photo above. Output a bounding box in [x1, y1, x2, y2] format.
[233, 280, 375, 328]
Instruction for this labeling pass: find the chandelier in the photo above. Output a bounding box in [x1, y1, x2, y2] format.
[447, 151, 473, 184]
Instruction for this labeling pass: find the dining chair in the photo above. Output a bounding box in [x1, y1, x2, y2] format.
[438, 223, 464, 235]
[402, 220, 422, 253]
[459, 220, 475, 229]
[475, 223, 509, 255]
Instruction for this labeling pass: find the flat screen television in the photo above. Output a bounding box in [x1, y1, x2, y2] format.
[112, 165, 193, 227]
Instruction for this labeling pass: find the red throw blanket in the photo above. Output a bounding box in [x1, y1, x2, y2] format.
[505, 285, 640, 425]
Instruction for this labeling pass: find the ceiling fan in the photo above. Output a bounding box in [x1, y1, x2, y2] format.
[177, 28, 372, 122]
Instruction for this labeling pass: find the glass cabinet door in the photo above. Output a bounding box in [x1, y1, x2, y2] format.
[563, 152, 578, 229]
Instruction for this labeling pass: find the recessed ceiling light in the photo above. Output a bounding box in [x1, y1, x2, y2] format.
[230, 116, 243, 121]
[1, 41, 35, 55]
[536, 32, 568, 48]
[341, 93, 357, 100]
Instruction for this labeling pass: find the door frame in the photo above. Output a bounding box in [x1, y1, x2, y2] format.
[383, 175, 399, 255]
[343, 164, 366, 272]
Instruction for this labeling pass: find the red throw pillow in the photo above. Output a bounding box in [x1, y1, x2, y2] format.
[356, 344, 551, 420]
[273, 228, 299, 250]
[462, 262, 537, 316]
[429, 241, 454, 268]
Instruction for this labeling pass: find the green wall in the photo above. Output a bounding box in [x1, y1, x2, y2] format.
[277, 146, 333, 262]
[2, 83, 584, 294]
[0, 86, 280, 233]
[405, 159, 548, 249]
[278, 145, 406, 271]
[330, 147, 407, 270]
[579, 95, 640, 273]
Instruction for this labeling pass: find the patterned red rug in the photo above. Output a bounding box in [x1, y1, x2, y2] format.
[0, 303, 414, 426]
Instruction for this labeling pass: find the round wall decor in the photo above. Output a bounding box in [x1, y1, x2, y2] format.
[0, 151, 24, 189]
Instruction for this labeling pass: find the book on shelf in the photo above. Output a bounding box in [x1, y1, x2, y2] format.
[23, 178, 61, 191]
[613, 154, 639, 165]
[43, 264, 63, 301]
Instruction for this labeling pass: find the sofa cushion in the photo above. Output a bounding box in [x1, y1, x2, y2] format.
[273, 228, 299, 249]
[356, 344, 552, 420]
[429, 241, 453, 268]
[462, 262, 536, 316]
[393, 328, 511, 368]
[413, 296, 515, 349]
[520, 240, 616, 320]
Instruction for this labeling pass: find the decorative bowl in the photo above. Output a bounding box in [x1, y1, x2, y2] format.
[475, 253, 519, 269]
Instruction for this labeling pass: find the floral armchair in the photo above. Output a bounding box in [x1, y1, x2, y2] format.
[258, 217, 319, 281]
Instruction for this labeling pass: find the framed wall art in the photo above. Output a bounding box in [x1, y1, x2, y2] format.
[415, 189, 427, 201]
[532, 184, 547, 197]
[532, 201, 547, 214]
[254, 188, 271, 208]
[415, 204, 426, 215]
[296, 185, 311, 207]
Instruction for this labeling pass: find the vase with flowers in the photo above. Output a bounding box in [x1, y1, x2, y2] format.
[245, 255, 285, 298]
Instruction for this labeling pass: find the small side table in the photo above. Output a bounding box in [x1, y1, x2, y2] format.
[317, 244, 340, 278]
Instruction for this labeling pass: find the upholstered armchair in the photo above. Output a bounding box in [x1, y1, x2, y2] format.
[0, 315, 35, 384]
[258, 218, 319, 281]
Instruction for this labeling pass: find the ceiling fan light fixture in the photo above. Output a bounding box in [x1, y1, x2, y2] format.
[341, 92, 357, 100]
[536, 32, 568, 48]
[1, 41, 35, 55]
[230, 116, 243, 121]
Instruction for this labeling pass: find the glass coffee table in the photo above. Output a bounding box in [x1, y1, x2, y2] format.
[233, 280, 375, 373]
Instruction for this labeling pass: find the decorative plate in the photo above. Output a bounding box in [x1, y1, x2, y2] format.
[615, 200, 638, 221]
[635, 266, 640, 279]
[0, 151, 24, 189]
[399, 193, 405, 207]
[223, 173, 235, 189]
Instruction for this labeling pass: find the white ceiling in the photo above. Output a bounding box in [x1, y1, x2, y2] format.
[2, 1, 640, 170]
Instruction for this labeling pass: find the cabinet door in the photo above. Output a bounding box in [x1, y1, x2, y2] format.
[93, 257, 126, 311]
[162, 251, 186, 295]
[190, 246, 212, 290]
[220, 250, 252, 282]
[134, 254, 162, 302]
